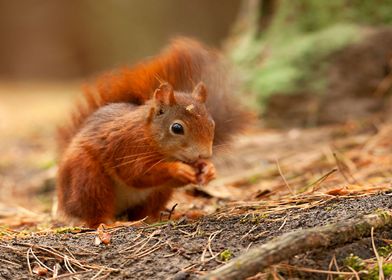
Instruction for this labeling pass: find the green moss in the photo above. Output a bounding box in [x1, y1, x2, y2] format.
[0, 226, 10, 237]
[240, 24, 360, 105]
[378, 244, 392, 257]
[219, 249, 233, 262]
[240, 213, 269, 224]
[343, 253, 392, 280]
[54, 226, 82, 234]
[365, 263, 392, 280]
[229, 0, 392, 111]
[344, 254, 366, 271]
[276, 0, 392, 34]
[375, 209, 391, 222]
[253, 213, 269, 224]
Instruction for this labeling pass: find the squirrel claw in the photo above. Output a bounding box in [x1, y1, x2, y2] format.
[194, 159, 216, 185]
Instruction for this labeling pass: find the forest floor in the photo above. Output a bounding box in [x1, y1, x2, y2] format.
[0, 84, 392, 279]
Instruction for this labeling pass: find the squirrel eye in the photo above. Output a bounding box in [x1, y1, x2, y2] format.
[170, 123, 184, 135]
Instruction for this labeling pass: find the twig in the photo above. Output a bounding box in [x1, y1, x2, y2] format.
[64, 255, 77, 274]
[307, 168, 337, 193]
[91, 268, 105, 280]
[133, 242, 163, 259]
[47, 270, 93, 280]
[277, 216, 287, 231]
[17, 242, 117, 274]
[347, 266, 361, 280]
[326, 255, 335, 280]
[26, 247, 33, 276]
[202, 210, 392, 280]
[168, 203, 178, 220]
[201, 230, 223, 263]
[240, 225, 258, 240]
[30, 247, 54, 272]
[333, 152, 356, 184]
[0, 258, 20, 267]
[121, 229, 161, 254]
[275, 159, 294, 195]
[371, 227, 384, 280]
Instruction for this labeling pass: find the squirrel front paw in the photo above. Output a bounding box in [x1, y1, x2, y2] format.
[169, 162, 198, 184]
[194, 159, 216, 185]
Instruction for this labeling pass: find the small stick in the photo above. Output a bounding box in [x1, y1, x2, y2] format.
[371, 227, 384, 280]
[240, 225, 258, 240]
[332, 152, 356, 184]
[347, 266, 361, 280]
[168, 203, 178, 220]
[64, 255, 77, 274]
[0, 258, 20, 267]
[91, 268, 105, 280]
[308, 168, 337, 192]
[123, 229, 161, 255]
[47, 270, 93, 280]
[201, 230, 223, 263]
[277, 216, 288, 231]
[30, 247, 54, 272]
[133, 242, 163, 259]
[26, 247, 33, 276]
[275, 159, 294, 196]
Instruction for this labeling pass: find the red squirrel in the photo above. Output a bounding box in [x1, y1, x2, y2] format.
[56, 38, 250, 228]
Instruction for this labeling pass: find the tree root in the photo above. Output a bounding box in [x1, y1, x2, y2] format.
[202, 210, 392, 280]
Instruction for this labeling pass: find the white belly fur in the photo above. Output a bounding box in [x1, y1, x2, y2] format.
[113, 178, 156, 215]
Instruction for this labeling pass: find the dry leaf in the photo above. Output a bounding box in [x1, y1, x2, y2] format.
[99, 232, 111, 245]
[326, 187, 349, 196]
[95, 225, 111, 245]
[33, 265, 48, 276]
[94, 236, 102, 246]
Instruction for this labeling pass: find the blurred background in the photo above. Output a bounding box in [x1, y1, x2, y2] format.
[1, 0, 392, 215]
[0, 0, 240, 80]
[0, 0, 240, 210]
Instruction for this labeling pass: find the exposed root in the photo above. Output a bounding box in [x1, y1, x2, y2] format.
[202, 210, 392, 280]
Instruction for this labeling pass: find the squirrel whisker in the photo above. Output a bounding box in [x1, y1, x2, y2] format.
[142, 157, 167, 175]
[116, 151, 158, 160]
[112, 154, 161, 169]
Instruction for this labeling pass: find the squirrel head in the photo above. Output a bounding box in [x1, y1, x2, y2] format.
[146, 82, 215, 163]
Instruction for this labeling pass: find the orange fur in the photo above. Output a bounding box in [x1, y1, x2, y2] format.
[57, 39, 211, 152]
[56, 38, 250, 228]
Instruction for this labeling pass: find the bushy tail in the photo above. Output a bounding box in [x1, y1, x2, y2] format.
[57, 38, 251, 152]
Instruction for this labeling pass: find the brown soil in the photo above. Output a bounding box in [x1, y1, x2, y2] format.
[0, 193, 391, 279]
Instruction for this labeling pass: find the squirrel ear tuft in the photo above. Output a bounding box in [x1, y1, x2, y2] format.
[192, 82, 207, 103]
[153, 82, 176, 106]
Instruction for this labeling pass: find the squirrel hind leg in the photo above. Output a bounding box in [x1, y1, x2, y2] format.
[57, 153, 116, 228]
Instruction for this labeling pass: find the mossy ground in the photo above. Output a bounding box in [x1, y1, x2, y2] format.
[229, 0, 392, 112]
